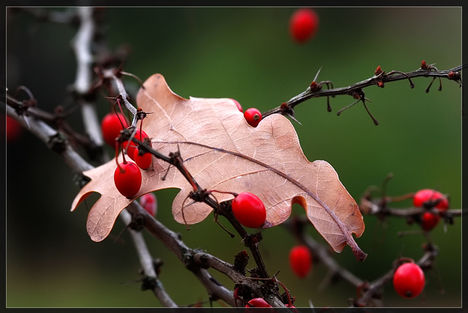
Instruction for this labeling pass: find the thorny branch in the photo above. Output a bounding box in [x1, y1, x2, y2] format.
[263, 64, 462, 125]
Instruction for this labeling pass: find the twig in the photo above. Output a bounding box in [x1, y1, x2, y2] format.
[263, 65, 463, 122]
[360, 197, 463, 220]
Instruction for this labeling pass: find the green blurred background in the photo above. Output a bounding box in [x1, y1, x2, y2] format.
[6, 7, 461, 307]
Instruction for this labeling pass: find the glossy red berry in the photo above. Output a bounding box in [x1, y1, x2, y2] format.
[290, 9, 319, 43]
[245, 298, 271, 307]
[139, 193, 157, 216]
[244, 108, 262, 127]
[393, 262, 425, 298]
[133, 146, 152, 170]
[123, 129, 149, 159]
[289, 245, 312, 278]
[231, 98, 243, 112]
[114, 161, 142, 198]
[421, 212, 440, 231]
[6, 115, 22, 142]
[101, 113, 128, 147]
[231, 192, 266, 228]
[413, 189, 449, 211]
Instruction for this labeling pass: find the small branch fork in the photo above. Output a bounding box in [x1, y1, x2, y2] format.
[263, 63, 462, 125]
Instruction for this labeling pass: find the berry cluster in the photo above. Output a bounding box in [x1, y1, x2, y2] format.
[101, 111, 153, 199]
[413, 189, 449, 231]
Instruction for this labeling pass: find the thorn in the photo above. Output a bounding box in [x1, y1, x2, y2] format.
[327, 97, 332, 112]
[213, 211, 235, 238]
[425, 77, 436, 93]
[313, 66, 322, 82]
[362, 100, 379, 126]
[336, 98, 360, 116]
[287, 113, 302, 125]
[121, 71, 146, 89]
[161, 164, 172, 181]
[438, 77, 442, 91]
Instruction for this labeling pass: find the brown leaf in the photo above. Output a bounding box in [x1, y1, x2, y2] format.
[71, 74, 366, 259]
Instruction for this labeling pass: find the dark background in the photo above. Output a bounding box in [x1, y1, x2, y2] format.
[6, 7, 461, 307]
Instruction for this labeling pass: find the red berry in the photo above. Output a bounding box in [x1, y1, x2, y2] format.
[101, 113, 128, 147]
[393, 262, 425, 298]
[231, 192, 266, 228]
[413, 189, 449, 211]
[123, 129, 149, 159]
[6, 115, 22, 142]
[139, 193, 157, 216]
[114, 161, 142, 198]
[290, 9, 319, 43]
[244, 108, 262, 127]
[289, 245, 312, 278]
[421, 212, 440, 231]
[245, 298, 271, 307]
[231, 98, 243, 112]
[133, 146, 152, 170]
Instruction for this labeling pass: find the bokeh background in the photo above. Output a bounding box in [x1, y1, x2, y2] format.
[6, 7, 461, 307]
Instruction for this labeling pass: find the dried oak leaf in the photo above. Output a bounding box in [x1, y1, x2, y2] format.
[71, 74, 366, 260]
